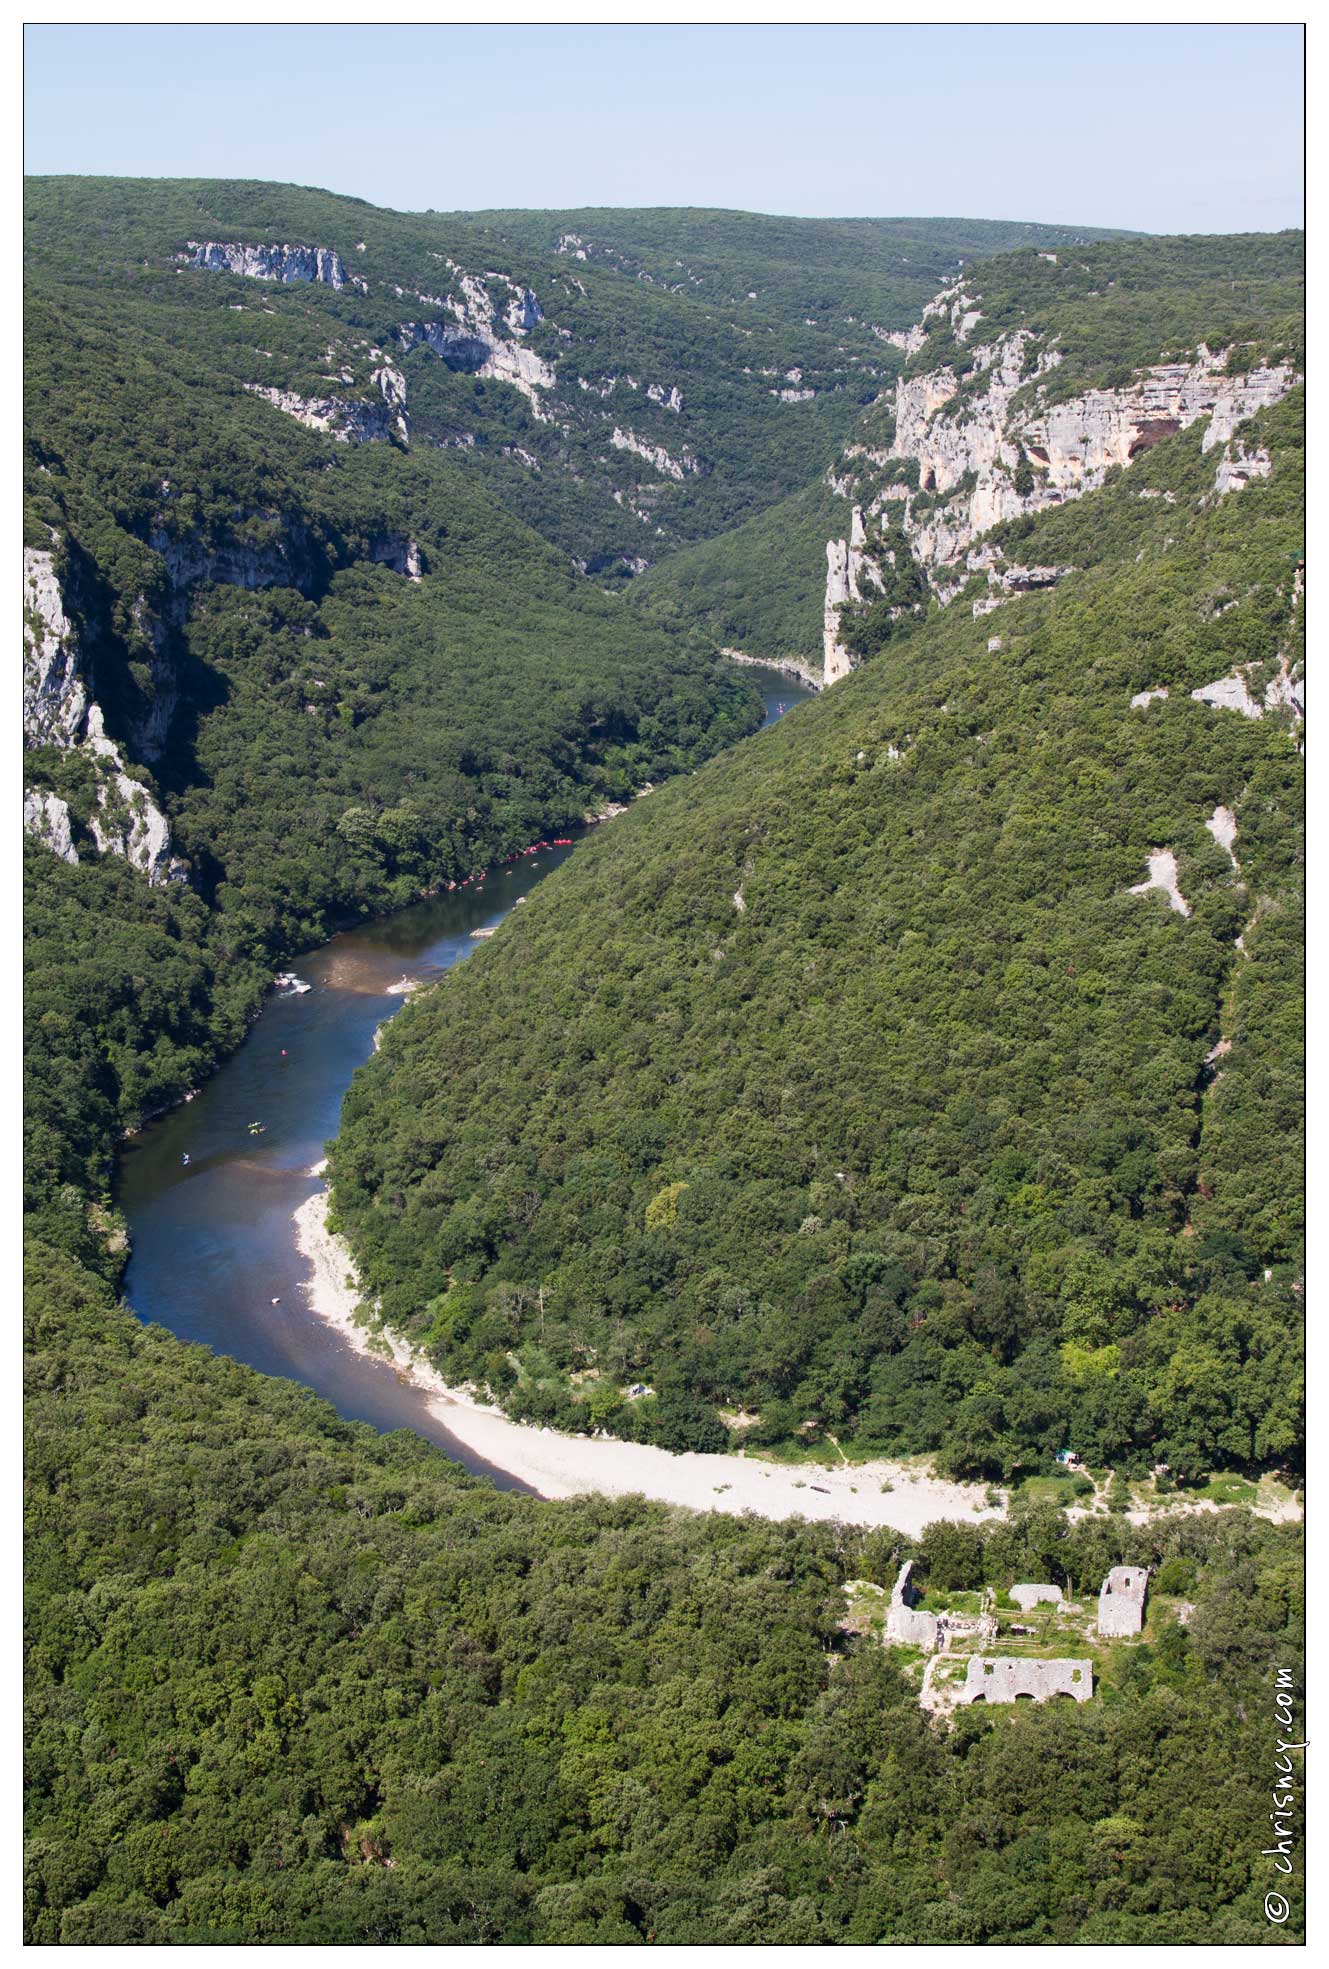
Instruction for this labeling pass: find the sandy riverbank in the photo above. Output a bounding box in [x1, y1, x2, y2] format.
[292, 1187, 1004, 1531]
[722, 647, 823, 692]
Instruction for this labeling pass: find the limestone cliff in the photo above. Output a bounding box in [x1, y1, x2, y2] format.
[398, 316, 554, 409]
[147, 519, 316, 597]
[22, 788, 77, 864]
[610, 427, 699, 482]
[819, 274, 1301, 683]
[184, 241, 350, 289]
[244, 383, 399, 445]
[24, 546, 88, 747]
[22, 541, 185, 884]
[823, 508, 886, 684]
[397, 265, 554, 411]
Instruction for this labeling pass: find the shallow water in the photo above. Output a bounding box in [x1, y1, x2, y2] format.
[118, 665, 814, 1482]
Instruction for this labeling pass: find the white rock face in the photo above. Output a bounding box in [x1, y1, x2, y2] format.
[874, 321, 928, 356]
[245, 384, 396, 444]
[1191, 671, 1264, 718]
[1264, 656, 1305, 716]
[23, 546, 88, 747]
[1130, 686, 1169, 708]
[820, 275, 1301, 680]
[610, 427, 698, 481]
[371, 363, 411, 442]
[850, 314, 1298, 585]
[647, 382, 683, 413]
[503, 286, 544, 334]
[1213, 444, 1272, 495]
[822, 506, 888, 684]
[23, 789, 78, 864]
[1129, 848, 1191, 917]
[89, 767, 183, 884]
[185, 241, 348, 288]
[24, 539, 183, 880]
[889, 340, 1297, 581]
[1192, 655, 1303, 721]
[823, 538, 855, 685]
[399, 317, 554, 411]
[1206, 805, 1239, 865]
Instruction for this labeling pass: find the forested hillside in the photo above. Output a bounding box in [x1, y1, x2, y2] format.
[24, 180, 1118, 1269]
[27, 181, 1108, 583]
[24, 188, 1304, 1947]
[25, 1242, 1303, 1943]
[333, 378, 1305, 1479]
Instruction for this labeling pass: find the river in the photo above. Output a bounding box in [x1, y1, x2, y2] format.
[118, 666, 813, 1489]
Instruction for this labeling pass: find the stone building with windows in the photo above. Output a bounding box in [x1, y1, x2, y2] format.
[1098, 1566, 1149, 1636]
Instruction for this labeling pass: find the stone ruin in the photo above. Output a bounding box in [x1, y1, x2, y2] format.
[1098, 1566, 1149, 1637]
[1010, 1583, 1064, 1612]
[961, 1656, 1093, 1704]
[885, 1561, 998, 1654]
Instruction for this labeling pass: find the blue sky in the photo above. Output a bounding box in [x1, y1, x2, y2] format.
[24, 22, 1304, 233]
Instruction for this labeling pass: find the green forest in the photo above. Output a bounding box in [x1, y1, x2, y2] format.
[24, 181, 1304, 1946]
[333, 392, 1305, 1480]
[25, 1242, 1303, 1943]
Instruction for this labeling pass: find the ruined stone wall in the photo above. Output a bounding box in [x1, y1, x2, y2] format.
[1010, 1584, 1064, 1611]
[963, 1657, 1093, 1704]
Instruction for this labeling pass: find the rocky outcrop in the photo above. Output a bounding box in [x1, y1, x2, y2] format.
[398, 317, 554, 410]
[610, 427, 698, 481]
[23, 789, 77, 864]
[819, 273, 1301, 680]
[396, 265, 553, 410]
[874, 322, 927, 357]
[822, 507, 887, 685]
[88, 761, 183, 884]
[880, 337, 1297, 583]
[23, 545, 88, 747]
[23, 543, 185, 883]
[1206, 805, 1239, 866]
[245, 385, 396, 444]
[148, 520, 314, 597]
[1213, 444, 1272, 496]
[1192, 566, 1303, 722]
[820, 506, 929, 685]
[185, 241, 348, 288]
[371, 363, 410, 442]
[368, 535, 423, 580]
[1128, 848, 1190, 917]
[1192, 658, 1304, 721]
[503, 286, 544, 334]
